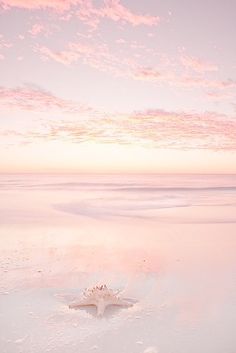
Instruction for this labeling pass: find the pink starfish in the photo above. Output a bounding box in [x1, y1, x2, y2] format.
[69, 284, 133, 316]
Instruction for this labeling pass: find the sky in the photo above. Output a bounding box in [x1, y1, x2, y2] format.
[0, 0, 236, 173]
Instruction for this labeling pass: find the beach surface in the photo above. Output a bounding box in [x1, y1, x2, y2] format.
[0, 174, 236, 353]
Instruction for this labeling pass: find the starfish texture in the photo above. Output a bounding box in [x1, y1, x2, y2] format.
[69, 284, 132, 316]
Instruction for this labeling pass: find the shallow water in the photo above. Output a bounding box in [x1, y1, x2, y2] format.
[0, 174, 236, 353]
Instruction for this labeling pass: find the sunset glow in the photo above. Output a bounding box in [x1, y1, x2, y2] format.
[0, 0, 236, 172]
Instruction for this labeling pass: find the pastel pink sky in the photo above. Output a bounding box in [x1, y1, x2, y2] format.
[0, 0, 236, 173]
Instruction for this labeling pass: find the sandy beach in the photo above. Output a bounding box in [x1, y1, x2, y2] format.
[0, 174, 235, 353]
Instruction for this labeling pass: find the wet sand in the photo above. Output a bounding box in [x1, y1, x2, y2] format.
[0, 174, 236, 353]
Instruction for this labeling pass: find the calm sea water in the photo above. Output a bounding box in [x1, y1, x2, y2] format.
[1, 173, 236, 222]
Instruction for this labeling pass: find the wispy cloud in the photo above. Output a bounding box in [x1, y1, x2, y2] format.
[180, 55, 218, 73]
[100, 0, 159, 26]
[122, 110, 236, 150]
[206, 90, 236, 101]
[35, 45, 81, 66]
[58, 109, 236, 150]
[0, 0, 79, 12]
[35, 40, 137, 75]
[133, 66, 236, 91]
[38, 110, 236, 150]
[1, 0, 159, 28]
[91, 110, 236, 150]
[28, 23, 46, 36]
[0, 34, 12, 59]
[34, 38, 236, 96]
[0, 85, 93, 114]
[0, 34, 11, 48]
[2, 85, 235, 151]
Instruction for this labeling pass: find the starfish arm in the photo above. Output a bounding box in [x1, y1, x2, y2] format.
[111, 298, 133, 307]
[96, 299, 106, 317]
[69, 298, 94, 309]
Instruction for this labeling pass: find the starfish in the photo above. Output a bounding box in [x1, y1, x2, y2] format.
[69, 284, 133, 316]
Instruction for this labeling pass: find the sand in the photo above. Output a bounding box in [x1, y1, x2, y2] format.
[0, 174, 236, 353]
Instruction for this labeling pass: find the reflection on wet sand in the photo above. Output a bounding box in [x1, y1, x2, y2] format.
[0, 174, 236, 353]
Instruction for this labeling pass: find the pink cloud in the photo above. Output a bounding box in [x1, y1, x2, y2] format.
[35, 41, 236, 95]
[28, 23, 45, 36]
[7, 101, 235, 151]
[101, 0, 159, 26]
[0, 0, 78, 12]
[75, 1, 101, 29]
[74, 1, 159, 29]
[35, 41, 137, 75]
[1, 0, 159, 28]
[104, 110, 236, 150]
[0, 34, 11, 48]
[116, 38, 126, 44]
[133, 66, 236, 91]
[0, 34, 12, 59]
[1, 84, 235, 150]
[206, 91, 235, 100]
[35, 45, 81, 66]
[133, 66, 163, 80]
[180, 76, 236, 89]
[0, 85, 93, 114]
[180, 55, 218, 73]
[35, 35, 230, 96]
[33, 33, 236, 98]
